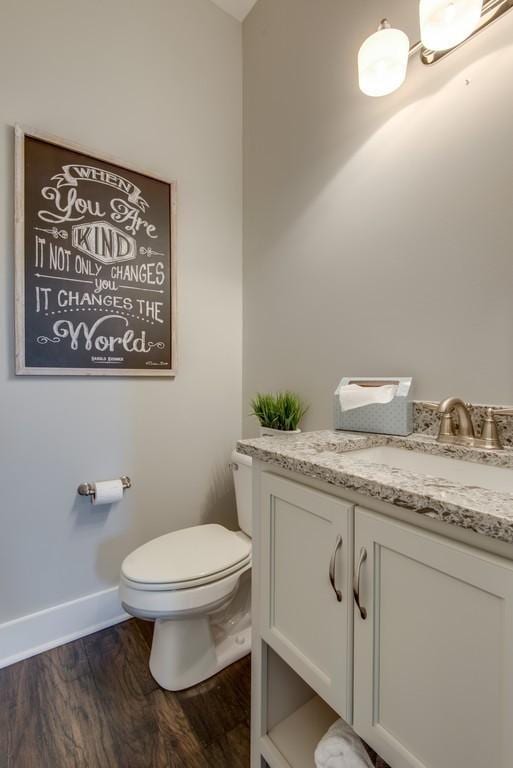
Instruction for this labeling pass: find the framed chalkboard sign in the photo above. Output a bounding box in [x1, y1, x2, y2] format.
[14, 125, 176, 376]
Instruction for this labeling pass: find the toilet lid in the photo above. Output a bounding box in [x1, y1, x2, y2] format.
[121, 524, 252, 586]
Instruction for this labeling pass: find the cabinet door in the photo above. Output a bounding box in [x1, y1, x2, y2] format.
[353, 507, 513, 768]
[260, 472, 353, 720]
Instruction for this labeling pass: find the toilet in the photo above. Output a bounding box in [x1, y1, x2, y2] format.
[119, 450, 252, 691]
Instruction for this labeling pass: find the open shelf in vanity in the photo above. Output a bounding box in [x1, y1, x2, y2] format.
[257, 644, 339, 768]
[265, 695, 338, 768]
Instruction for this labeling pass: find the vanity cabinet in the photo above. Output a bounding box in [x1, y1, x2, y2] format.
[353, 507, 513, 768]
[254, 467, 513, 768]
[260, 472, 354, 720]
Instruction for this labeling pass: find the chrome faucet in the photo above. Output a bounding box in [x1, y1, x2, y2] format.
[426, 398, 513, 451]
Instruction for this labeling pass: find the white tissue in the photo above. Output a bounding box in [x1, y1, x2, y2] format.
[314, 719, 373, 768]
[92, 479, 124, 506]
[338, 384, 397, 412]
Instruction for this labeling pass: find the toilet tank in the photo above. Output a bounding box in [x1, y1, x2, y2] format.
[231, 450, 252, 538]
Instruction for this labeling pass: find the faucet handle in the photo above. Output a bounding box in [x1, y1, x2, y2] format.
[420, 401, 456, 440]
[422, 401, 441, 411]
[479, 407, 505, 450]
[491, 408, 513, 418]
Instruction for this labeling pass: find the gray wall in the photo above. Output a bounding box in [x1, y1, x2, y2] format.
[243, 0, 513, 436]
[0, 0, 242, 623]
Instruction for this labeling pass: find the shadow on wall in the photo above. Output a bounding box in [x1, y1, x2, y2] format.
[244, 0, 513, 258]
[200, 462, 238, 530]
[293, 37, 513, 240]
[72, 474, 142, 586]
[72, 493, 112, 530]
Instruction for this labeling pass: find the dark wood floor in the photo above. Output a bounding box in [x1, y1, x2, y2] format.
[0, 619, 389, 768]
[0, 619, 250, 768]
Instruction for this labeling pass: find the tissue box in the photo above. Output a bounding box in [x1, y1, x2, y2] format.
[334, 377, 413, 436]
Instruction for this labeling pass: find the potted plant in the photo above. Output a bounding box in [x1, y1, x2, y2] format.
[250, 391, 308, 437]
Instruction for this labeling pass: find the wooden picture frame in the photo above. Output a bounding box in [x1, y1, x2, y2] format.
[15, 125, 177, 376]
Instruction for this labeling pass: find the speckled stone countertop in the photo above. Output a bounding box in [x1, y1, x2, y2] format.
[237, 431, 513, 545]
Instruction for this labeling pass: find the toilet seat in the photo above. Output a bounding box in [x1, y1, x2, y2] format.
[122, 553, 251, 592]
[119, 524, 252, 619]
[119, 559, 251, 619]
[121, 524, 252, 589]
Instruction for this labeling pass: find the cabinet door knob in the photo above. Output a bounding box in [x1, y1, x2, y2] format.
[329, 535, 343, 603]
[353, 547, 368, 620]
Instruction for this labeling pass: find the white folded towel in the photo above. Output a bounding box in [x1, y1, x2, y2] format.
[338, 384, 397, 412]
[314, 719, 374, 768]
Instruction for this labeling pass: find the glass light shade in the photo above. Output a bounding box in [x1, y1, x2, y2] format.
[358, 27, 410, 97]
[420, 0, 483, 51]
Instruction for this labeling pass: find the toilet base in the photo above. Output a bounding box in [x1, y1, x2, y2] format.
[149, 616, 251, 691]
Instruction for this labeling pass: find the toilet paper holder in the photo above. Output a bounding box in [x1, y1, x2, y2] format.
[77, 476, 132, 498]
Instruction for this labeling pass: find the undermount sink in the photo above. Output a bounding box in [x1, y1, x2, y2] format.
[344, 446, 513, 494]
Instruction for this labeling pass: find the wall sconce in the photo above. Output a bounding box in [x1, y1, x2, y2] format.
[358, 21, 410, 96]
[420, 0, 483, 50]
[358, 0, 513, 97]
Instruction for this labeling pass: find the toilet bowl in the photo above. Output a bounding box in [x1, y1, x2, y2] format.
[119, 450, 252, 691]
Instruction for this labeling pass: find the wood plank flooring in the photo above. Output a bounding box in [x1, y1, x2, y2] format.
[0, 619, 389, 768]
[0, 620, 250, 768]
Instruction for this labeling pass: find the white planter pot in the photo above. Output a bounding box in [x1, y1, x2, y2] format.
[259, 427, 302, 438]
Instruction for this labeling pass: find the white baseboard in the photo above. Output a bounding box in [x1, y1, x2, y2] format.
[0, 586, 130, 669]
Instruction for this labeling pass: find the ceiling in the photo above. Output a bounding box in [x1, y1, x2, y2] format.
[209, 0, 258, 21]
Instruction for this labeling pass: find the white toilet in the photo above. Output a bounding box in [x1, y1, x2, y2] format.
[119, 450, 252, 691]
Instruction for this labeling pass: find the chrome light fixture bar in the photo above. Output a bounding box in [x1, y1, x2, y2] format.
[358, 0, 513, 97]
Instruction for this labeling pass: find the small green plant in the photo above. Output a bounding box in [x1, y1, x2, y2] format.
[250, 391, 308, 432]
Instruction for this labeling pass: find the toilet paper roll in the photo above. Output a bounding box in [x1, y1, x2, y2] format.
[92, 479, 124, 506]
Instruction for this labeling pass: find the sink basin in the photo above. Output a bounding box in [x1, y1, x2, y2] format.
[344, 446, 513, 494]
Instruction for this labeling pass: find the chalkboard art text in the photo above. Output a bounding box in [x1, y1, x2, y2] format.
[15, 128, 176, 376]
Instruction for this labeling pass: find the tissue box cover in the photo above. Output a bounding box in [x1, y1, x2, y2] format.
[334, 377, 413, 436]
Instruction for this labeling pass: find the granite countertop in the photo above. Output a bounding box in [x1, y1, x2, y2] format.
[236, 431, 513, 545]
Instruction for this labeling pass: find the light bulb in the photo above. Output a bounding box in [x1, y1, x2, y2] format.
[420, 0, 483, 51]
[358, 23, 410, 97]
